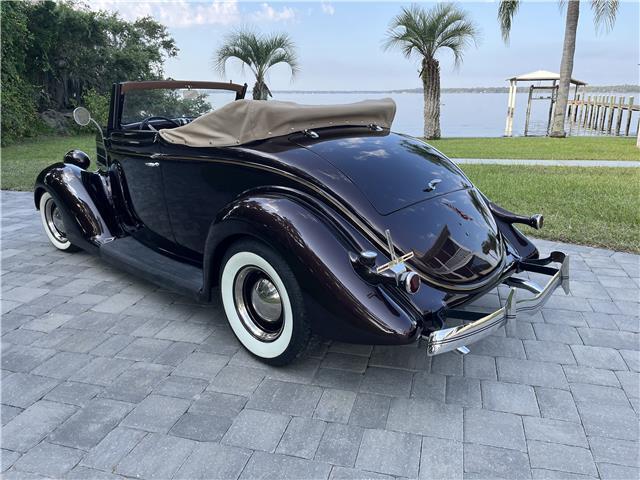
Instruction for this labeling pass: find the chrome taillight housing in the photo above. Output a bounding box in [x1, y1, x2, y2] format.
[351, 229, 421, 296]
[400, 271, 421, 294]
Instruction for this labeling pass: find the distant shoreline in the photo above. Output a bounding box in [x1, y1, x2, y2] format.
[271, 84, 639, 94]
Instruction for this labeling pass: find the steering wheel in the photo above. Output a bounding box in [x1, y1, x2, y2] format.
[139, 116, 180, 131]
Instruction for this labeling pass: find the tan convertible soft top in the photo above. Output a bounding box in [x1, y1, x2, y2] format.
[158, 98, 396, 148]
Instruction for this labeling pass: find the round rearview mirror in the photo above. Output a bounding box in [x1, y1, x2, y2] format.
[73, 107, 91, 127]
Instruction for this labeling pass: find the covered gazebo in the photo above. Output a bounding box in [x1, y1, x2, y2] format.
[504, 70, 587, 136]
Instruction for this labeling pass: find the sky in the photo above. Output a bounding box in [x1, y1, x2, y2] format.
[90, 0, 639, 91]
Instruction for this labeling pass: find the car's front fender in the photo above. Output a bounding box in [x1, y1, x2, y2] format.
[203, 192, 421, 345]
[35, 163, 115, 250]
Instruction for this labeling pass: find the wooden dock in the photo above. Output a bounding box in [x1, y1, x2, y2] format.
[567, 95, 639, 137]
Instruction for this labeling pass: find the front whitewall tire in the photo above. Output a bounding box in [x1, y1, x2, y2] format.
[221, 251, 294, 359]
[39, 192, 75, 251]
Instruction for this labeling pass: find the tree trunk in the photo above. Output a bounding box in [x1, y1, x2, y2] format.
[253, 77, 269, 100]
[421, 58, 441, 139]
[550, 0, 580, 137]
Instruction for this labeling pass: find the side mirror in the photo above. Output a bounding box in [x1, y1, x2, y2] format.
[72, 107, 107, 160]
[73, 107, 92, 127]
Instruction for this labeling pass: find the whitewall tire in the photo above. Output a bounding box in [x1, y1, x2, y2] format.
[220, 240, 310, 365]
[39, 192, 78, 252]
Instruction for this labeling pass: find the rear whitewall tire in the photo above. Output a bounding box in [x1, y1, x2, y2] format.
[220, 240, 310, 365]
[39, 192, 79, 252]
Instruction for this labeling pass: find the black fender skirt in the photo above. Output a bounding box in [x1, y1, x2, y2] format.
[204, 193, 422, 345]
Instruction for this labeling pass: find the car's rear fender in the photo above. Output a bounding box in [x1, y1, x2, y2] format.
[496, 218, 539, 260]
[203, 190, 423, 345]
[484, 200, 540, 260]
[34, 163, 115, 250]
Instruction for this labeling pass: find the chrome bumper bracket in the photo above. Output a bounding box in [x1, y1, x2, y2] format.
[425, 252, 569, 356]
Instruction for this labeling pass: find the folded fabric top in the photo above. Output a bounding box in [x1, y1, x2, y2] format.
[159, 98, 396, 148]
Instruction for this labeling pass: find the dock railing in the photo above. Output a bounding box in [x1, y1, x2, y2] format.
[567, 95, 639, 137]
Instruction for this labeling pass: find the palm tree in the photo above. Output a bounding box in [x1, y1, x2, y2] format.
[214, 30, 299, 100]
[384, 3, 479, 139]
[499, 0, 618, 137]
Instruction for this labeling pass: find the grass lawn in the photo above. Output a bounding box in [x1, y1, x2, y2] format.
[429, 136, 639, 161]
[2, 134, 638, 251]
[461, 165, 640, 253]
[1, 134, 97, 191]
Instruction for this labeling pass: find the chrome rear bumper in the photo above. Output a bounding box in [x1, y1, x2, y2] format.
[425, 251, 570, 356]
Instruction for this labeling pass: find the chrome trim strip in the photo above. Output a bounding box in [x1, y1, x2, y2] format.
[425, 253, 570, 356]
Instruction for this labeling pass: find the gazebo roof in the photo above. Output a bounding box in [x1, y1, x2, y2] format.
[508, 69, 587, 86]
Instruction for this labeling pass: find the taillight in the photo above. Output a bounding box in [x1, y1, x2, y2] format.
[400, 271, 421, 294]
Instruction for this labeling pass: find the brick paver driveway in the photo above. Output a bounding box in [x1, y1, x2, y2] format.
[1, 190, 638, 479]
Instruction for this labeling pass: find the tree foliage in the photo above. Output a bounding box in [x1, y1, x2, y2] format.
[498, 0, 619, 41]
[214, 30, 299, 100]
[1, 0, 178, 144]
[1, 3, 41, 144]
[383, 3, 479, 139]
[121, 90, 212, 124]
[82, 89, 110, 126]
[384, 3, 479, 68]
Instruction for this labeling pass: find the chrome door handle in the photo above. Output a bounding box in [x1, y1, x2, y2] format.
[144, 162, 160, 167]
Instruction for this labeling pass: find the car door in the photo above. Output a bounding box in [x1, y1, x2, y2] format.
[159, 145, 246, 255]
[159, 143, 291, 257]
[108, 130, 175, 245]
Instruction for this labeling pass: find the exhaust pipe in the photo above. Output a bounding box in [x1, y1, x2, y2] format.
[529, 214, 544, 230]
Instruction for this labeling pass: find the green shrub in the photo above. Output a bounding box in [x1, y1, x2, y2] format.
[0, 2, 46, 145]
[0, 82, 44, 146]
[82, 88, 109, 127]
[0, 1, 177, 144]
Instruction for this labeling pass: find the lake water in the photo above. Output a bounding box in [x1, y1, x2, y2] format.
[266, 91, 638, 138]
[206, 90, 638, 137]
[272, 92, 508, 137]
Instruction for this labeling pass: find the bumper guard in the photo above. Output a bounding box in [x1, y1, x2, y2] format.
[425, 251, 570, 356]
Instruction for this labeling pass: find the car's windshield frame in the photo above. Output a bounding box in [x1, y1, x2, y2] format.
[108, 80, 247, 132]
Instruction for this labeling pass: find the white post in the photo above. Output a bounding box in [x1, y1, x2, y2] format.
[504, 80, 516, 137]
[504, 82, 512, 136]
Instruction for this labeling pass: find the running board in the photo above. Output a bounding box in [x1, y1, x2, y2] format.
[100, 237, 203, 299]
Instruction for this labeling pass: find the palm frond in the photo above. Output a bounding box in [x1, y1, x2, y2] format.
[214, 30, 258, 77]
[432, 5, 479, 66]
[264, 33, 300, 77]
[267, 50, 299, 77]
[498, 0, 520, 43]
[213, 29, 298, 82]
[591, 0, 618, 32]
[383, 3, 479, 65]
[383, 5, 430, 58]
[383, 3, 478, 65]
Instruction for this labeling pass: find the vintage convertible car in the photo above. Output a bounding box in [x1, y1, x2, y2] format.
[34, 80, 569, 364]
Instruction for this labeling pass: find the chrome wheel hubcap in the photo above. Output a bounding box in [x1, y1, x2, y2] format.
[250, 278, 282, 323]
[233, 266, 284, 342]
[44, 198, 67, 243]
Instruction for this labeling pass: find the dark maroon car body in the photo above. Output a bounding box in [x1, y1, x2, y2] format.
[35, 80, 569, 357]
